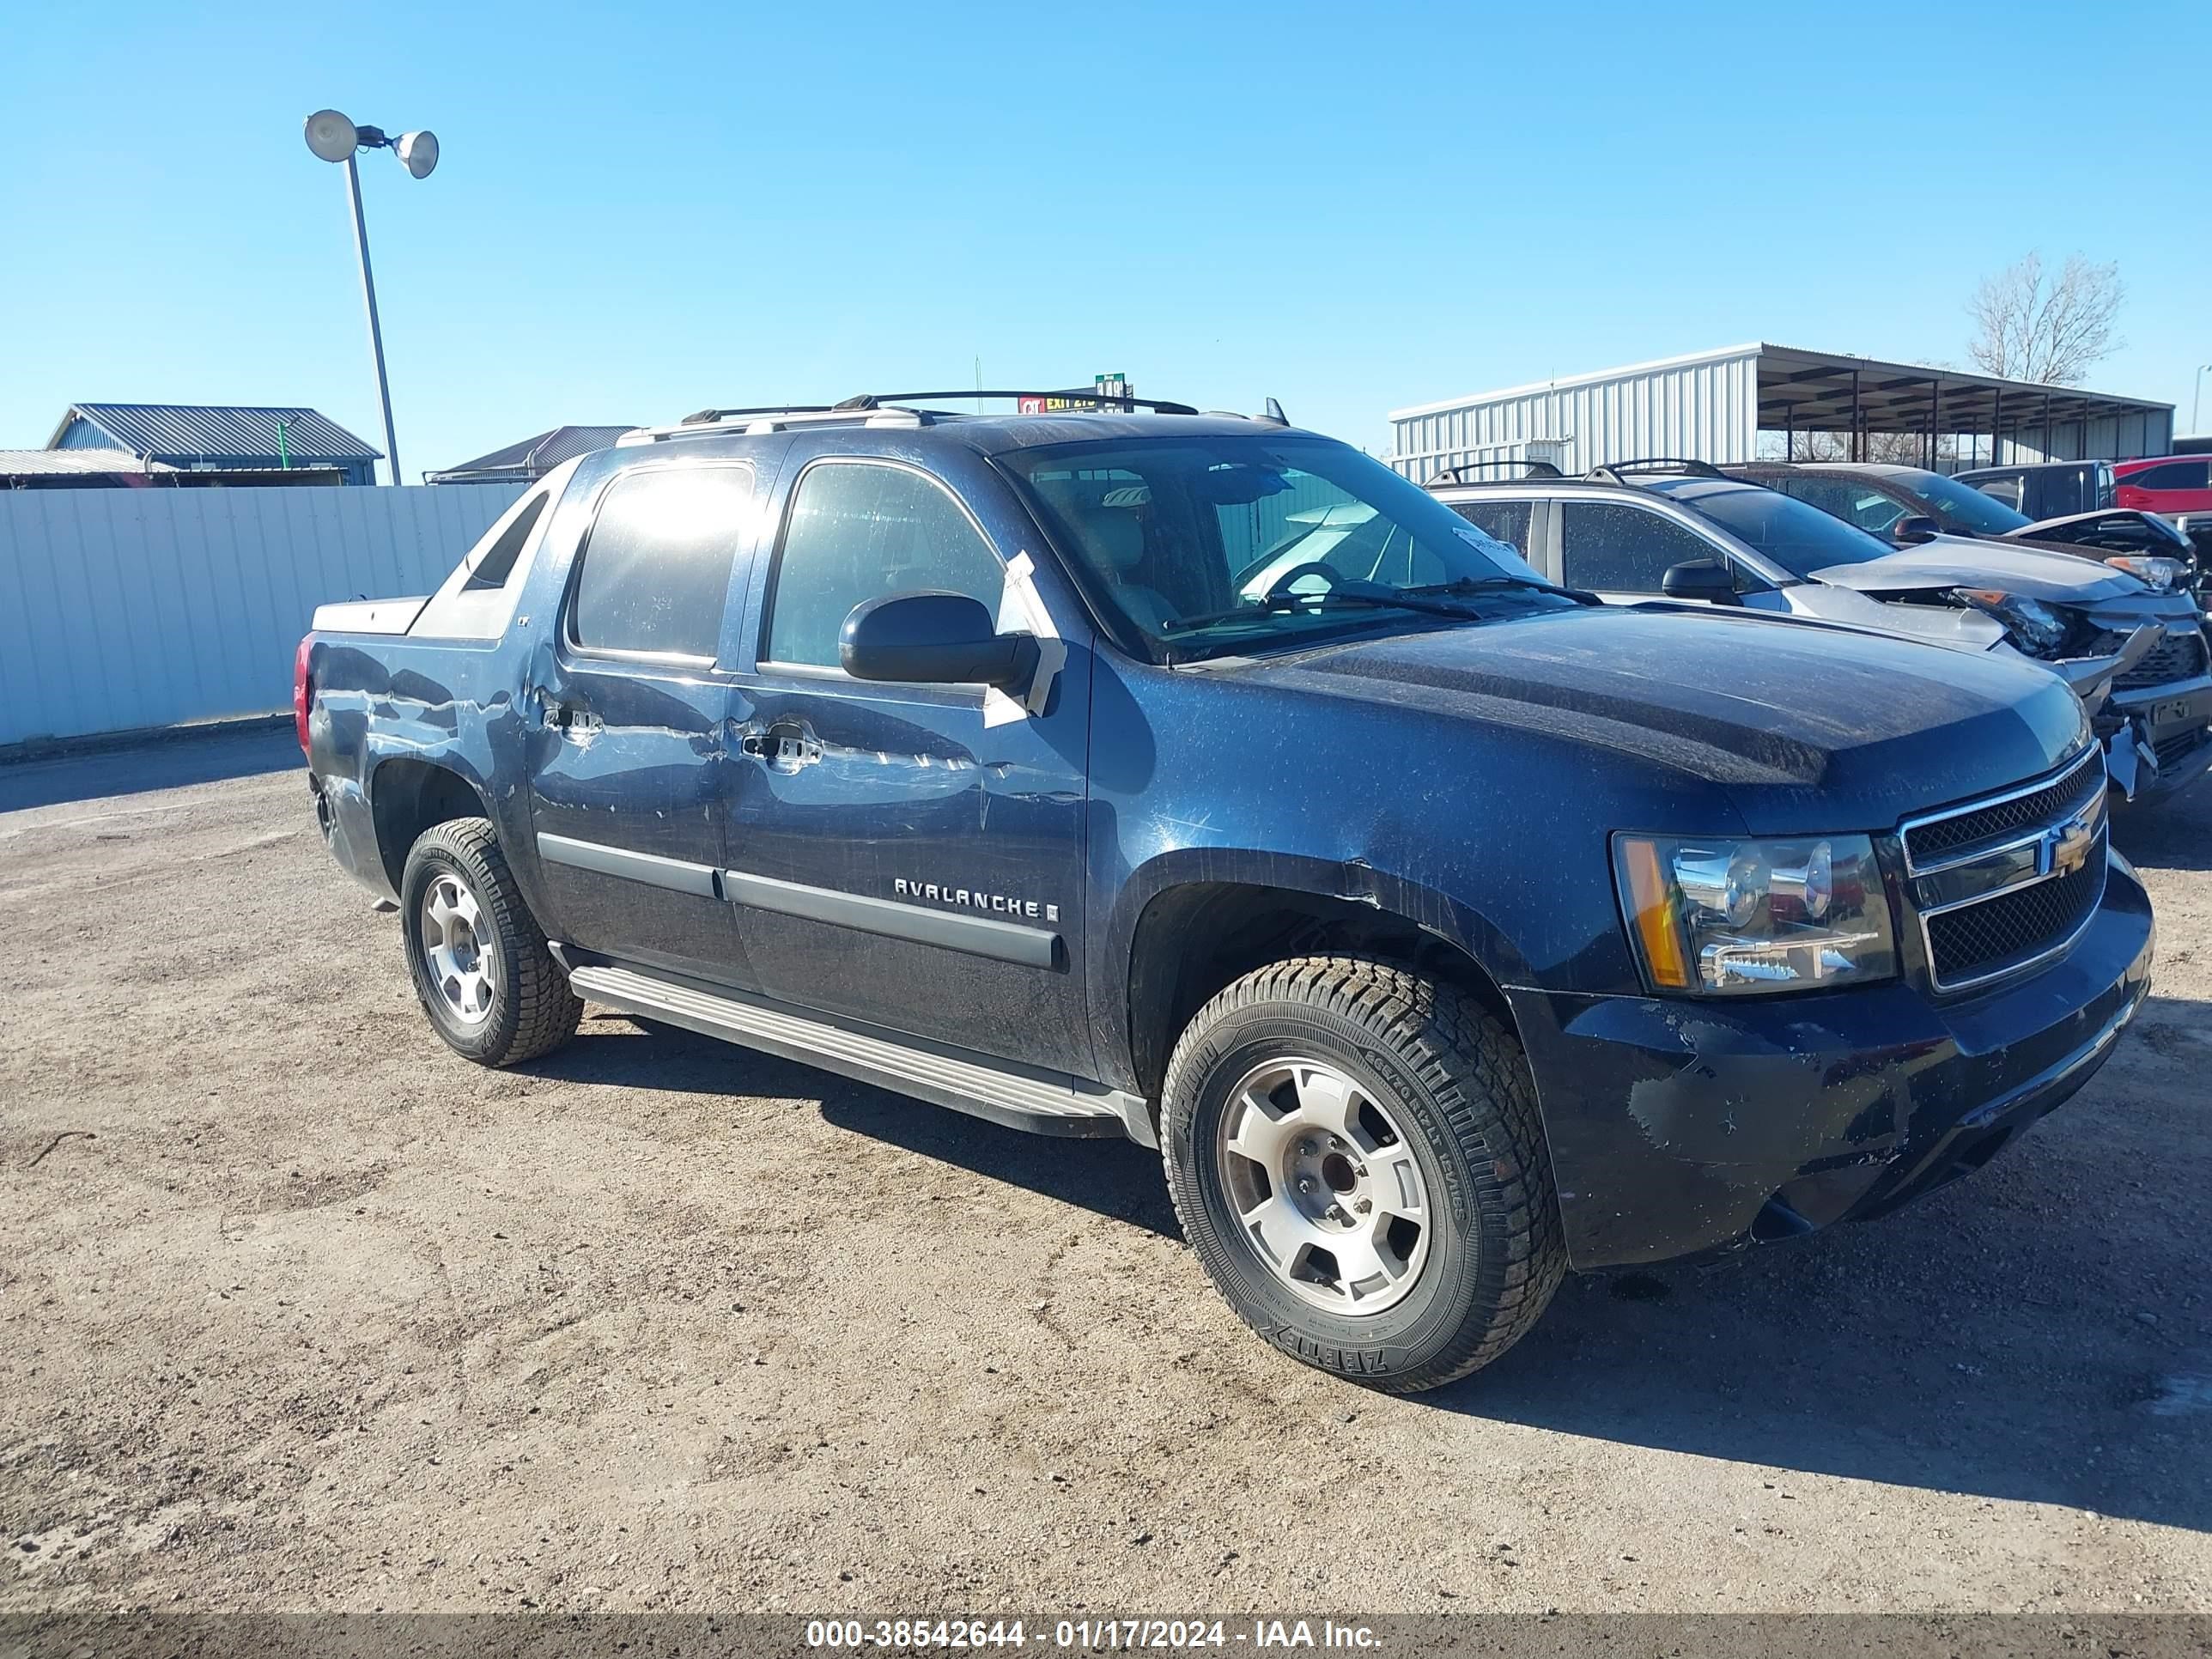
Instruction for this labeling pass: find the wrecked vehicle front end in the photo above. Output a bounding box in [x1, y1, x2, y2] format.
[1811, 538, 2212, 804]
[1506, 742, 2154, 1271]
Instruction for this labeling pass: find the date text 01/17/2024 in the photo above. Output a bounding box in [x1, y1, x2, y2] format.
[803, 1618, 1383, 1650]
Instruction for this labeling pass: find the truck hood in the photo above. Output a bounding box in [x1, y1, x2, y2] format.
[1810, 534, 2141, 601]
[1229, 607, 2088, 836]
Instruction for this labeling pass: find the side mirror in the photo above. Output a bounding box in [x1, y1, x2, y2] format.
[1892, 514, 1942, 544]
[840, 592, 1038, 688]
[1660, 559, 1741, 605]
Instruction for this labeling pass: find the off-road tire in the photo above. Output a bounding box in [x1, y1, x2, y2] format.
[399, 817, 581, 1066]
[1162, 956, 1565, 1392]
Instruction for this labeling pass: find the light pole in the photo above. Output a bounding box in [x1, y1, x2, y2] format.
[2194, 363, 2211, 435]
[304, 110, 439, 485]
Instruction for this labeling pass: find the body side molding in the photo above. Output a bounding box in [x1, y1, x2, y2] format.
[537, 832, 720, 897]
[722, 868, 1060, 969]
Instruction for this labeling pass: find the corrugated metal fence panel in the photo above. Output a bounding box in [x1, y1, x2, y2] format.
[0, 483, 523, 746]
[1996, 405, 2174, 465]
[1389, 349, 1762, 477]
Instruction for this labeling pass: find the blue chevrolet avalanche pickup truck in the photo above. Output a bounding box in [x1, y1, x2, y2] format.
[299, 394, 2154, 1391]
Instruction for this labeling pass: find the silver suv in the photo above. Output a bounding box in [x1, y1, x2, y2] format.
[1426, 460, 2212, 804]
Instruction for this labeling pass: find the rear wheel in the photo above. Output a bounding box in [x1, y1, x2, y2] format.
[399, 817, 580, 1066]
[1162, 957, 1564, 1392]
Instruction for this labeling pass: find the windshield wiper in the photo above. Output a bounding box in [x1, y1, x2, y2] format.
[1159, 574, 1594, 638]
[1400, 575, 1604, 606]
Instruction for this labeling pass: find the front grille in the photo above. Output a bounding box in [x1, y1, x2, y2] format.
[1903, 749, 2104, 867]
[2118, 630, 2208, 690]
[1923, 840, 2106, 987]
[2155, 727, 2212, 769]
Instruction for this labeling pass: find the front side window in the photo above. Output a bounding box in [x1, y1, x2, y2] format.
[1002, 434, 1559, 661]
[569, 465, 753, 659]
[1558, 502, 1719, 592]
[764, 461, 1004, 670]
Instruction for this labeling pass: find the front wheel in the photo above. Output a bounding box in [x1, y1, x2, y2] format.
[1162, 957, 1564, 1392]
[399, 817, 581, 1066]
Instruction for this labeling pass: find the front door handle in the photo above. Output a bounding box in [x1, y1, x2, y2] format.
[734, 720, 821, 771]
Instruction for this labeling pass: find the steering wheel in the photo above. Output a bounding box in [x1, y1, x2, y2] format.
[1262, 561, 1347, 602]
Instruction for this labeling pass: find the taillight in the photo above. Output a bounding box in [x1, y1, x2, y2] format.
[294, 635, 314, 754]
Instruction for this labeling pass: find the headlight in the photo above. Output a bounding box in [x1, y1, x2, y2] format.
[2103, 555, 2182, 592]
[1952, 588, 2069, 657]
[1613, 833, 1898, 996]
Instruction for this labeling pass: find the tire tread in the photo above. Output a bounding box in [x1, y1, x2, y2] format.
[1162, 955, 1565, 1392]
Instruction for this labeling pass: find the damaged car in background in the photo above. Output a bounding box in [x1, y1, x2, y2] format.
[1426, 460, 2212, 805]
[1728, 458, 2206, 605]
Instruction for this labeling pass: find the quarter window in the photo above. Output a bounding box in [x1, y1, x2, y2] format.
[765, 462, 1004, 670]
[569, 465, 752, 659]
[1558, 502, 1721, 593]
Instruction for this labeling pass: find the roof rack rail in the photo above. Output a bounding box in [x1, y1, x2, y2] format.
[1585, 457, 1726, 485]
[1425, 459, 1565, 487]
[834, 389, 1202, 416]
[679, 404, 836, 426]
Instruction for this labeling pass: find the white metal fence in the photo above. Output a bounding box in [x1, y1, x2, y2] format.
[0, 483, 524, 747]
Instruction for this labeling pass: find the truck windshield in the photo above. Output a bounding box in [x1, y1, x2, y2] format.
[1001, 434, 1576, 660]
[1649, 479, 1899, 579]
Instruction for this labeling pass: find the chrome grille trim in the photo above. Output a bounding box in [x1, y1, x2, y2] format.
[1898, 747, 2110, 994]
[1900, 746, 2104, 876]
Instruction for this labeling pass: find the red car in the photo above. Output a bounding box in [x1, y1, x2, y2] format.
[2114, 454, 2212, 515]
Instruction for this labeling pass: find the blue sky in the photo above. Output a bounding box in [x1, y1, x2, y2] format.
[5, 2, 2208, 478]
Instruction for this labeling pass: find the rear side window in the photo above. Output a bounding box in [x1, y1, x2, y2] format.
[1972, 477, 2024, 512]
[569, 465, 753, 660]
[764, 461, 1004, 670]
[1559, 502, 1718, 592]
[2124, 461, 2209, 490]
[1448, 499, 1533, 558]
[463, 492, 547, 592]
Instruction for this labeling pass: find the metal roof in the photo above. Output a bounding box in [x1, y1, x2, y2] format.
[0, 449, 177, 477]
[1391, 343, 2172, 439]
[49, 403, 382, 461]
[425, 424, 637, 483]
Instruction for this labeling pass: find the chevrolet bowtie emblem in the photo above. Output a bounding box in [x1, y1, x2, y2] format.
[2039, 809, 2098, 878]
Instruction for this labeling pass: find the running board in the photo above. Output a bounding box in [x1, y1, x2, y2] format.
[562, 959, 1153, 1146]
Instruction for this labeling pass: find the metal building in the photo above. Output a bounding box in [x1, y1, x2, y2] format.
[48, 403, 382, 486]
[1387, 343, 2175, 481]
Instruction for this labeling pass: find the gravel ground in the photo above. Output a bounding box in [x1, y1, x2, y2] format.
[3, 728, 2208, 1616]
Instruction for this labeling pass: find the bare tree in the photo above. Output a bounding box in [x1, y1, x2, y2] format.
[1966, 252, 2125, 386]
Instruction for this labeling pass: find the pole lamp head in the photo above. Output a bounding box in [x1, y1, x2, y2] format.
[395, 131, 440, 179]
[304, 109, 359, 163]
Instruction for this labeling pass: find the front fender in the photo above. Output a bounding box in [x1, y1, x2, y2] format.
[1090, 845, 1543, 1094]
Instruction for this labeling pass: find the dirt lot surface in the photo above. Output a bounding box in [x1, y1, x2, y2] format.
[3, 728, 2209, 1616]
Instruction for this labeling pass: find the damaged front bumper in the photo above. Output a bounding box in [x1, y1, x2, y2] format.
[2103, 671, 2212, 804]
[1508, 857, 2154, 1271]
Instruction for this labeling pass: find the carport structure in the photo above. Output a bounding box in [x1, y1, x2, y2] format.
[1387, 343, 2175, 479]
[1754, 344, 2173, 467]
